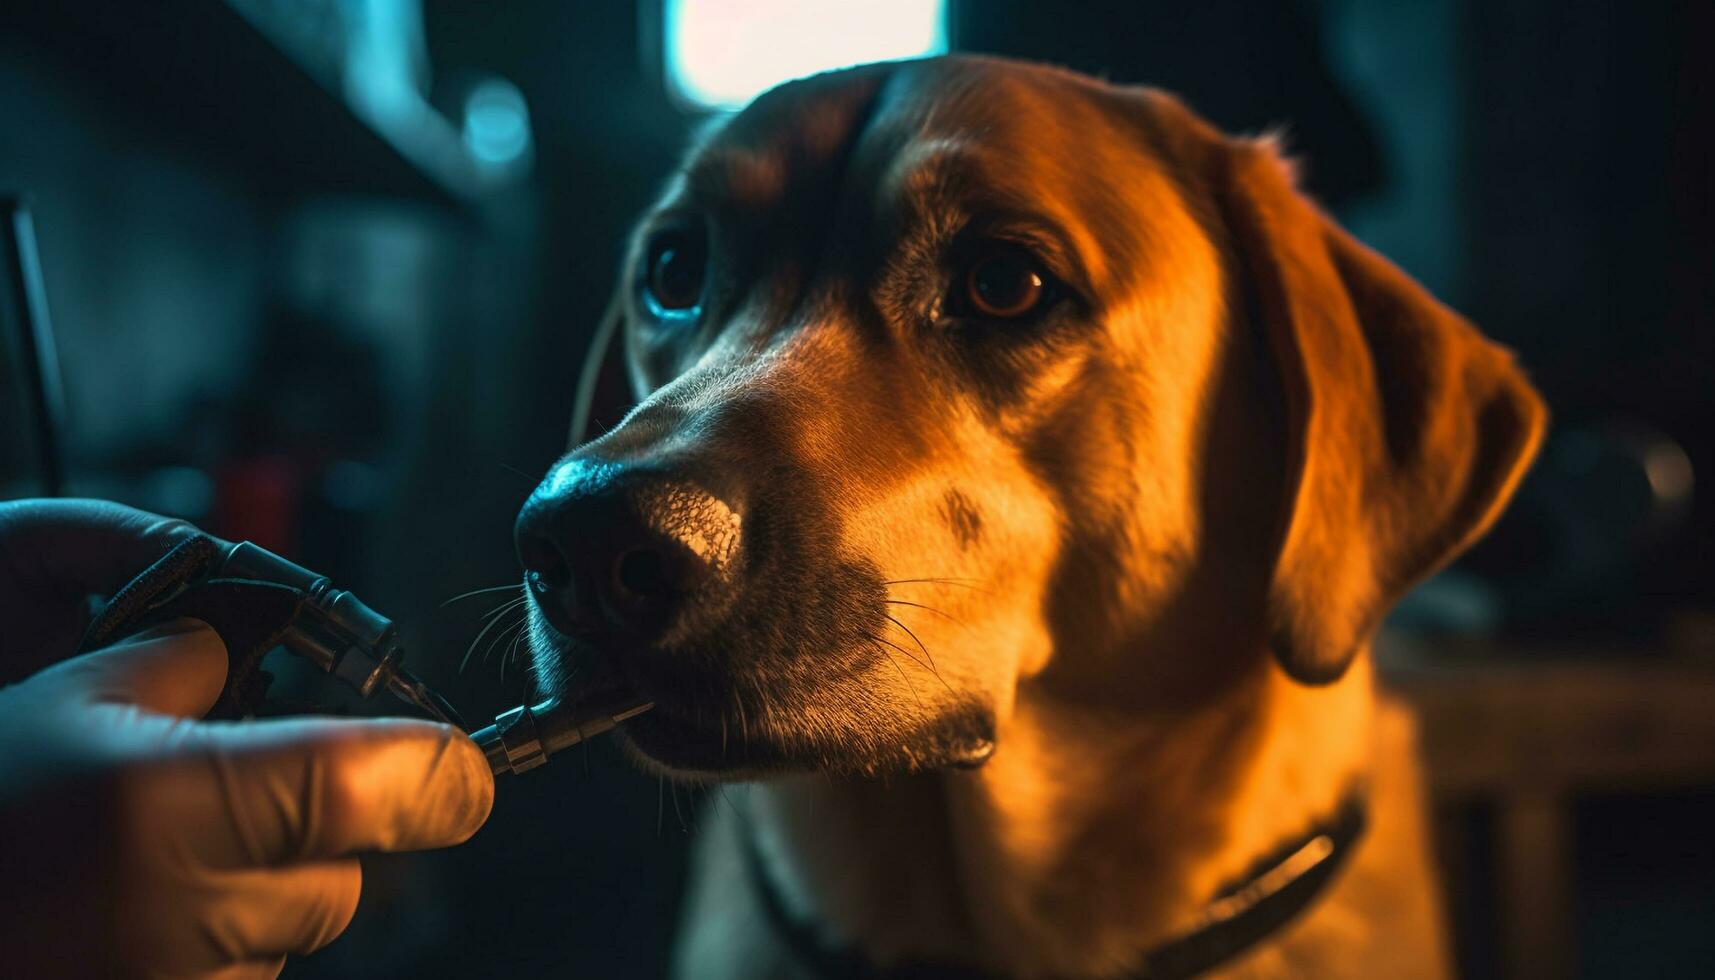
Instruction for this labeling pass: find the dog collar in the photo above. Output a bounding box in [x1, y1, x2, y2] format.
[741, 790, 1367, 980]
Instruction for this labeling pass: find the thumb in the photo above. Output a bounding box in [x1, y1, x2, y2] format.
[50, 619, 229, 718]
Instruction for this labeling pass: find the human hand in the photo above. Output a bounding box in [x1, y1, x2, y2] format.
[0, 501, 493, 978]
[0, 497, 198, 683]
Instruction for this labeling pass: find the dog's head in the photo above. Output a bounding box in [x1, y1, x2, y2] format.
[516, 56, 1545, 779]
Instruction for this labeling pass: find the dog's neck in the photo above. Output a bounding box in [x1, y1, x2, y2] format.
[742, 654, 1374, 977]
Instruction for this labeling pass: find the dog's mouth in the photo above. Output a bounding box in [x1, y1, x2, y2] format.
[619, 697, 802, 777]
[617, 683, 998, 779]
[528, 620, 997, 779]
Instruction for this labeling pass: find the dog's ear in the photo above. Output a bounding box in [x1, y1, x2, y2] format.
[1217, 136, 1547, 684]
[570, 296, 634, 446]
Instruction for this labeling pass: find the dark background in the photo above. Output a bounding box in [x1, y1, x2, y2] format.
[1, 1, 1710, 977]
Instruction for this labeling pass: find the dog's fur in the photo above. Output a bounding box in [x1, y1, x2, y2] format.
[527, 55, 1545, 979]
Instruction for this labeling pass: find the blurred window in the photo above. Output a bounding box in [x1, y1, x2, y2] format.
[664, 0, 947, 111]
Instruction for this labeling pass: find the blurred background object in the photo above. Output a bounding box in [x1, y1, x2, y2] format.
[660, 0, 948, 110]
[0, 1, 1709, 977]
[1, 197, 66, 499]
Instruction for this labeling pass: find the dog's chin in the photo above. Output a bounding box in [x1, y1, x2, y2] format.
[528, 629, 996, 781]
[613, 705, 813, 780]
[612, 698, 998, 781]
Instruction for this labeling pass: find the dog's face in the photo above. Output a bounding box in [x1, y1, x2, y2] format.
[517, 56, 1544, 779]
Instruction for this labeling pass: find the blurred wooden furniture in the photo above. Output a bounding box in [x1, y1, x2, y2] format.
[1381, 635, 1715, 980]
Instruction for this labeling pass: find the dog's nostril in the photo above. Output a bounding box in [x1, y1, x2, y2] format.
[613, 547, 671, 599]
[526, 567, 559, 595]
[516, 471, 738, 642]
[519, 534, 572, 590]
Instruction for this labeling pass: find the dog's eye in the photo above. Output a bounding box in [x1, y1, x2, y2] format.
[642, 229, 707, 315]
[958, 249, 1050, 320]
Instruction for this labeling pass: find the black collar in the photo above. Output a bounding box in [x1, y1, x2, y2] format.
[742, 791, 1367, 980]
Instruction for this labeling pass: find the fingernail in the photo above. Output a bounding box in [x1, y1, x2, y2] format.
[411, 723, 495, 840]
[451, 732, 496, 833]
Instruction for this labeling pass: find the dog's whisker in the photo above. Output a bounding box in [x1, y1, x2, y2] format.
[884, 598, 967, 627]
[864, 635, 932, 707]
[884, 577, 993, 596]
[481, 596, 528, 623]
[884, 613, 939, 675]
[460, 602, 525, 674]
[485, 616, 527, 662]
[440, 583, 523, 607]
[883, 618, 957, 697]
[487, 597, 524, 621]
[499, 461, 538, 485]
[488, 618, 527, 687]
[870, 635, 925, 706]
[505, 627, 529, 679]
[500, 631, 520, 686]
[875, 633, 930, 674]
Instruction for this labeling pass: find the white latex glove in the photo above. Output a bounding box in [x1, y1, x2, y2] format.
[0, 501, 493, 979]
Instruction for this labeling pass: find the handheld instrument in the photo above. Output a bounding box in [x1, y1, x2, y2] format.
[83, 533, 651, 774]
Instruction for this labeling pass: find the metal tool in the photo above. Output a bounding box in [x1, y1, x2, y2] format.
[86, 533, 467, 726]
[198, 541, 655, 770]
[471, 695, 654, 776]
[203, 540, 466, 726]
[92, 533, 655, 770]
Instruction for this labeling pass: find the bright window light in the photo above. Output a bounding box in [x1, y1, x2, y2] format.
[664, 0, 948, 111]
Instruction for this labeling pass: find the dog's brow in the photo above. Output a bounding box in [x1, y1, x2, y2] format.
[891, 140, 1077, 245]
[888, 144, 1095, 297]
[882, 139, 981, 200]
[685, 146, 785, 205]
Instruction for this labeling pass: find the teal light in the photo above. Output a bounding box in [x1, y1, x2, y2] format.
[463, 79, 532, 167]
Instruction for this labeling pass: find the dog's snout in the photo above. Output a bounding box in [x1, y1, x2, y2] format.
[515, 461, 741, 645]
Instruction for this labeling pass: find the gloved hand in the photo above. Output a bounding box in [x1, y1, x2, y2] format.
[0, 500, 494, 979]
[0, 497, 201, 683]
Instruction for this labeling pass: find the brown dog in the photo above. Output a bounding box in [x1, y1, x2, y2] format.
[515, 55, 1545, 979]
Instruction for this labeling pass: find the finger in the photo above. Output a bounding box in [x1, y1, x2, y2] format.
[199, 861, 362, 961]
[46, 619, 228, 718]
[0, 498, 211, 597]
[160, 717, 493, 868]
[121, 863, 356, 976]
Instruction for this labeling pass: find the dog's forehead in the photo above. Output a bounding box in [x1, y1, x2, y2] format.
[677, 61, 895, 208]
[702, 60, 1122, 181]
[677, 57, 1182, 293]
[871, 58, 1126, 158]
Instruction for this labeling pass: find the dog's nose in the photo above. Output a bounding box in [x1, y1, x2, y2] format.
[514, 461, 741, 644]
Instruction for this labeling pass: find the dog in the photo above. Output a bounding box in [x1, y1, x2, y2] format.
[514, 55, 1545, 979]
